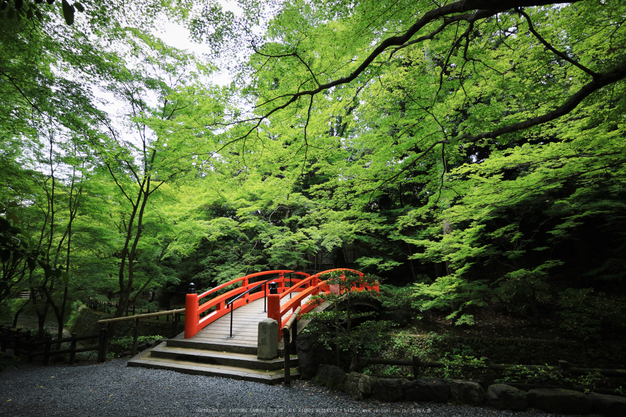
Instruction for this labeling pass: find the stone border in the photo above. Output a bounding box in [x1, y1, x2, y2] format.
[314, 364, 626, 417]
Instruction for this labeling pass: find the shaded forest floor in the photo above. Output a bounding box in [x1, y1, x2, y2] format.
[384, 307, 626, 370]
[415, 309, 569, 340]
[402, 305, 625, 342]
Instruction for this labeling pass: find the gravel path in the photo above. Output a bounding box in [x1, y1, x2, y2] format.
[0, 359, 592, 417]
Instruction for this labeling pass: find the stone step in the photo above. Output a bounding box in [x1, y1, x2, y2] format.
[165, 337, 259, 355]
[127, 342, 299, 385]
[149, 344, 297, 371]
[165, 335, 289, 356]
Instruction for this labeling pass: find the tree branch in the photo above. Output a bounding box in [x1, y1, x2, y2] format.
[458, 60, 626, 143]
[517, 8, 598, 78]
[0, 69, 44, 116]
[238, 1, 580, 143]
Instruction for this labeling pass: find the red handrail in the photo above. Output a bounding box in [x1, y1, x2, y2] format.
[184, 270, 310, 338]
[184, 268, 378, 340]
[270, 268, 379, 337]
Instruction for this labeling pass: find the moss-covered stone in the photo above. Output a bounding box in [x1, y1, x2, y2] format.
[344, 372, 375, 400]
[372, 378, 405, 402]
[527, 388, 592, 415]
[315, 364, 347, 391]
[403, 378, 450, 403]
[449, 379, 485, 406]
[485, 384, 527, 411]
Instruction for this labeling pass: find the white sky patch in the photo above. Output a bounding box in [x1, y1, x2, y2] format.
[152, 20, 234, 86]
[152, 0, 247, 87]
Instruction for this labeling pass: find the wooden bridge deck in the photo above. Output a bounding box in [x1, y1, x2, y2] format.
[191, 298, 267, 347]
[189, 294, 309, 348]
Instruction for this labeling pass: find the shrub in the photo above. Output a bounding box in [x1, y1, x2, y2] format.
[557, 288, 626, 341]
[108, 335, 164, 356]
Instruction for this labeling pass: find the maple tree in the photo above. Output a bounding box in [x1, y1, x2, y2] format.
[2, 0, 625, 339]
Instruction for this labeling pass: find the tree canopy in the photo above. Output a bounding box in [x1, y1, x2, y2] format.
[2, 0, 625, 340]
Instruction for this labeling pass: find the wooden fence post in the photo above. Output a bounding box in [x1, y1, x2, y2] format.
[13, 331, 23, 356]
[43, 337, 52, 365]
[98, 326, 109, 363]
[0, 328, 7, 352]
[132, 317, 139, 356]
[27, 343, 34, 363]
[412, 355, 420, 378]
[69, 333, 77, 364]
[171, 313, 179, 338]
[283, 328, 291, 385]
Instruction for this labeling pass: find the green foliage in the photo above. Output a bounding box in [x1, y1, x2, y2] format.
[64, 300, 86, 332]
[439, 352, 488, 380]
[389, 330, 423, 358]
[498, 364, 565, 386]
[381, 365, 402, 376]
[0, 205, 43, 304]
[412, 275, 488, 325]
[379, 284, 415, 310]
[304, 270, 395, 366]
[571, 372, 609, 394]
[0, 0, 84, 25]
[557, 288, 626, 341]
[3, 0, 626, 346]
[494, 363, 614, 391]
[218, 0, 626, 333]
[108, 335, 164, 356]
[68, 306, 107, 335]
[356, 257, 403, 273]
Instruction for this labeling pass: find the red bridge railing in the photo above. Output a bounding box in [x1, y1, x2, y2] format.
[269, 268, 379, 340]
[184, 268, 379, 339]
[184, 270, 309, 338]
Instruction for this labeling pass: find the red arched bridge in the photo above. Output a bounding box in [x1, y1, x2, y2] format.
[184, 268, 378, 339]
[129, 268, 379, 384]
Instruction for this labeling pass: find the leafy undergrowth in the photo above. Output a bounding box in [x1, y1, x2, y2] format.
[358, 308, 626, 394]
[406, 308, 578, 340]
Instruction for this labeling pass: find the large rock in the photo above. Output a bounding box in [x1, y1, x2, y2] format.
[485, 384, 528, 411]
[372, 378, 405, 402]
[296, 333, 333, 380]
[403, 378, 450, 403]
[527, 388, 592, 415]
[449, 379, 485, 406]
[588, 392, 626, 417]
[344, 372, 375, 400]
[315, 364, 347, 391]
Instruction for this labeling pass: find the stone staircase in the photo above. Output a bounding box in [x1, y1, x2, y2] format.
[128, 334, 299, 385]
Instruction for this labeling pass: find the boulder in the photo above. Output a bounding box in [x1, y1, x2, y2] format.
[588, 392, 626, 417]
[449, 379, 485, 406]
[403, 378, 450, 403]
[344, 372, 375, 400]
[485, 384, 528, 411]
[296, 333, 333, 380]
[314, 364, 347, 391]
[372, 378, 405, 402]
[527, 388, 592, 415]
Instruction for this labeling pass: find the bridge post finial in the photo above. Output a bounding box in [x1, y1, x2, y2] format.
[269, 281, 278, 294]
[188, 282, 196, 294]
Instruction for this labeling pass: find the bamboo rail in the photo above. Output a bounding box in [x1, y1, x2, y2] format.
[98, 308, 185, 356]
